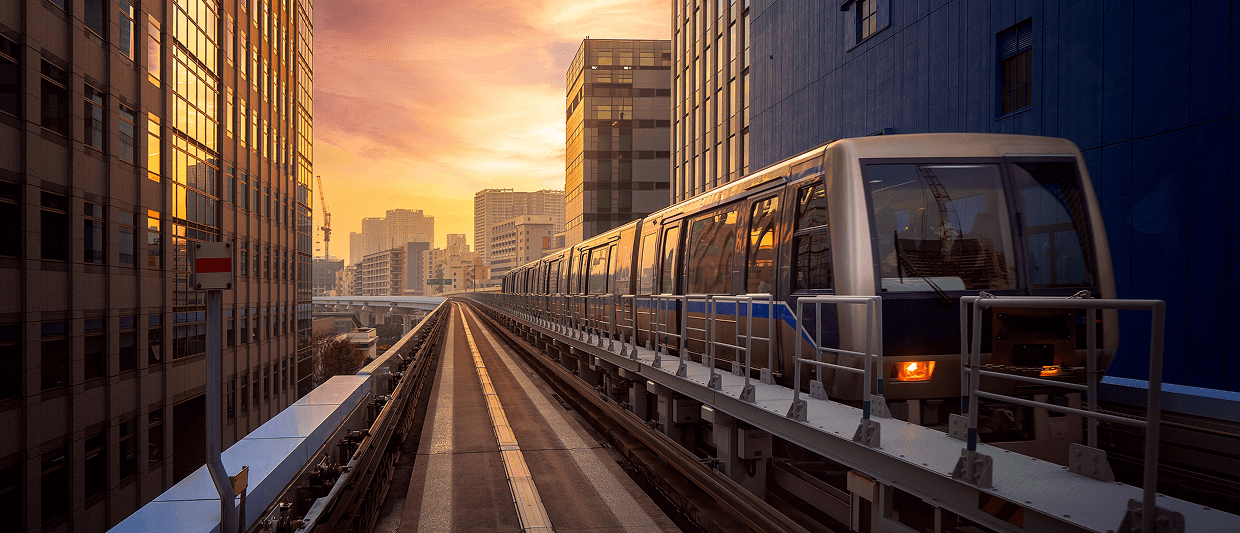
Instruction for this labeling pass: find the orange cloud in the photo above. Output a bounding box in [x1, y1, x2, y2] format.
[313, 0, 668, 258]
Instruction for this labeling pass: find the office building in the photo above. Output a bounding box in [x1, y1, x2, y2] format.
[565, 39, 673, 246]
[358, 248, 404, 296]
[671, 0, 751, 203]
[313, 257, 344, 296]
[401, 241, 430, 295]
[489, 215, 558, 282]
[348, 231, 362, 265]
[473, 188, 564, 263]
[0, 0, 314, 530]
[354, 209, 433, 259]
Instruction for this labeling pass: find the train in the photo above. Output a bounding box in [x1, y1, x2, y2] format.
[502, 133, 1117, 440]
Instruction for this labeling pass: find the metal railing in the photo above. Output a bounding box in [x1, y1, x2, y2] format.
[959, 295, 1165, 533]
[705, 295, 773, 402]
[788, 296, 885, 447]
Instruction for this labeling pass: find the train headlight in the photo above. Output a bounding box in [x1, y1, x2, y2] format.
[893, 361, 935, 382]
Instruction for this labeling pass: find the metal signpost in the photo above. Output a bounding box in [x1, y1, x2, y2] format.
[194, 242, 238, 533]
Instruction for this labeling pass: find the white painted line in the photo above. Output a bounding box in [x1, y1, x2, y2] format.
[460, 308, 554, 532]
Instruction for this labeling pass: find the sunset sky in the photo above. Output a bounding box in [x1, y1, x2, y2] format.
[313, 0, 669, 260]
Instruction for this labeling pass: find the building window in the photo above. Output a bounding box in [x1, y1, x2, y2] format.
[41, 322, 68, 390]
[118, 210, 136, 266]
[253, 370, 261, 405]
[282, 359, 289, 391]
[47, 0, 65, 11]
[119, 0, 135, 59]
[0, 325, 19, 399]
[0, 459, 21, 532]
[226, 380, 236, 420]
[119, 105, 137, 163]
[999, 19, 1033, 115]
[146, 210, 161, 268]
[119, 316, 136, 371]
[85, 0, 105, 37]
[147, 113, 161, 178]
[0, 36, 19, 117]
[263, 364, 271, 400]
[226, 309, 235, 346]
[146, 19, 160, 83]
[41, 444, 69, 525]
[40, 192, 68, 261]
[147, 409, 163, 465]
[84, 431, 106, 500]
[147, 314, 163, 365]
[239, 309, 248, 343]
[239, 372, 248, 412]
[0, 181, 18, 258]
[84, 202, 104, 264]
[40, 60, 69, 136]
[119, 417, 138, 479]
[84, 318, 105, 381]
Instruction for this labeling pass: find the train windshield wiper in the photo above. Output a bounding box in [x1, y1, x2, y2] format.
[894, 234, 952, 305]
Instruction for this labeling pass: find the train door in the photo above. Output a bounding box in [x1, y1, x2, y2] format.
[657, 221, 683, 354]
[587, 244, 611, 327]
[635, 227, 659, 349]
[684, 204, 741, 362]
[745, 194, 781, 373]
[787, 179, 841, 390]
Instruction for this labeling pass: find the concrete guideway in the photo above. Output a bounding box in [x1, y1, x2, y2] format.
[475, 294, 1240, 533]
[399, 303, 679, 532]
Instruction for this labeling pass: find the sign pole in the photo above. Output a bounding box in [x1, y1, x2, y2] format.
[196, 242, 236, 533]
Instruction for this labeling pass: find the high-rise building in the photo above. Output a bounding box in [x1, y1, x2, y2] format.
[0, 0, 314, 531]
[671, 0, 750, 202]
[360, 216, 386, 257]
[565, 39, 673, 246]
[401, 241, 431, 295]
[473, 189, 564, 262]
[382, 209, 433, 250]
[358, 248, 404, 296]
[349, 231, 363, 265]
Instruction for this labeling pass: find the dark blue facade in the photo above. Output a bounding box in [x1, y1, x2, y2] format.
[750, 0, 1240, 391]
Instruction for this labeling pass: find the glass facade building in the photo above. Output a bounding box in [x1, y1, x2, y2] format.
[0, 0, 313, 530]
[565, 39, 673, 246]
[672, 0, 751, 203]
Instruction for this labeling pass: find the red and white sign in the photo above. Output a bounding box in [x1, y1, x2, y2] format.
[194, 242, 233, 290]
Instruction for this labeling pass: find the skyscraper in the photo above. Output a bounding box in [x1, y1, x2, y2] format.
[671, 0, 750, 202]
[473, 188, 564, 262]
[0, 0, 313, 530]
[381, 208, 433, 250]
[564, 39, 672, 246]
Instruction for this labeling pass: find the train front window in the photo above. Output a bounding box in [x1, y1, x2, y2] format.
[793, 184, 833, 291]
[867, 163, 1017, 291]
[1009, 161, 1095, 287]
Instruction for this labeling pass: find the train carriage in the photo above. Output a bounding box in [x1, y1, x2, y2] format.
[504, 133, 1115, 435]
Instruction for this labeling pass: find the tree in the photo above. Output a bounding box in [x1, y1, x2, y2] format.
[314, 333, 364, 385]
[375, 321, 403, 348]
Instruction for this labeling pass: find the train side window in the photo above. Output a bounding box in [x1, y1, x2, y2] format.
[686, 205, 740, 294]
[659, 226, 681, 294]
[746, 196, 779, 293]
[589, 246, 610, 294]
[637, 232, 658, 294]
[794, 184, 833, 291]
[549, 260, 561, 293]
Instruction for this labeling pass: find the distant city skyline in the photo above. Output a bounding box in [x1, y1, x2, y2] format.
[313, 0, 670, 261]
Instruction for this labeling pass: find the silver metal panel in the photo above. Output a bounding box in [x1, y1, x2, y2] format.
[110, 500, 223, 533]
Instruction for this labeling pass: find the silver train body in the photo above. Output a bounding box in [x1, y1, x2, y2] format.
[503, 134, 1117, 412]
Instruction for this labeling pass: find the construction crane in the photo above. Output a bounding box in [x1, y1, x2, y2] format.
[317, 175, 331, 261]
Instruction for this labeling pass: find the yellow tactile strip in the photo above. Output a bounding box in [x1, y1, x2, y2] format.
[458, 304, 555, 533]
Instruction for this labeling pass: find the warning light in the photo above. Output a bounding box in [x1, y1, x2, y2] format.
[893, 361, 935, 382]
[1040, 365, 1062, 377]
